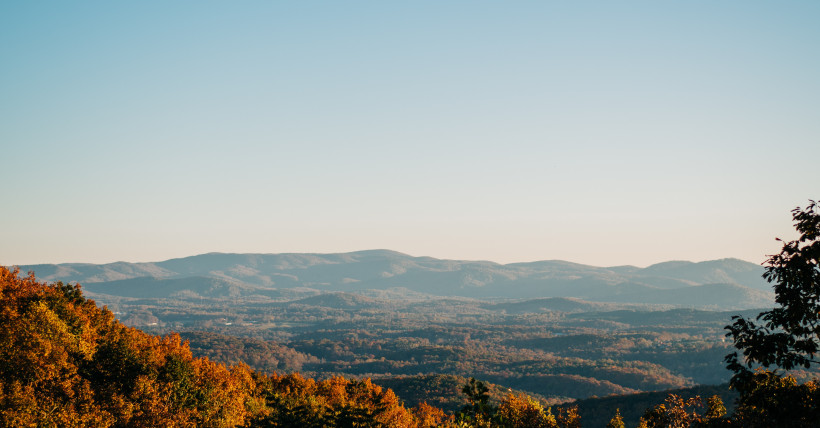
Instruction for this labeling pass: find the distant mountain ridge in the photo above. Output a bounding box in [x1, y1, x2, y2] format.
[13, 250, 773, 309]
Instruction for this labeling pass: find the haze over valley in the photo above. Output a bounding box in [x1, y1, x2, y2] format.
[10, 250, 787, 425]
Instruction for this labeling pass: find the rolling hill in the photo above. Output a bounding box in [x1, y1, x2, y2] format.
[14, 250, 773, 309]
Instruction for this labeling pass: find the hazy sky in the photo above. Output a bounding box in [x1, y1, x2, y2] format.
[2, 1, 818, 267]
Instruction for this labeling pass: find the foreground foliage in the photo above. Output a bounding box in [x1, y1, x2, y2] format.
[454, 377, 581, 428]
[0, 265, 586, 427]
[0, 266, 444, 427]
[722, 200, 820, 426]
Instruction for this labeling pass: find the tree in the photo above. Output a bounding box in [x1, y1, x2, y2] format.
[637, 394, 702, 428]
[725, 200, 820, 379]
[458, 377, 492, 421]
[703, 395, 726, 421]
[606, 408, 625, 428]
[496, 393, 558, 428]
[412, 401, 453, 427]
[723, 200, 820, 426]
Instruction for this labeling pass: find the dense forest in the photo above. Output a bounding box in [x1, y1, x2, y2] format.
[0, 265, 445, 427]
[1, 261, 814, 427]
[1, 265, 589, 427]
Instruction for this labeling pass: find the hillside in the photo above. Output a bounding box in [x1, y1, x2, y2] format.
[568, 383, 738, 427]
[17, 250, 773, 309]
[3, 263, 808, 427]
[81, 276, 253, 299]
[0, 266, 446, 427]
[373, 374, 563, 414]
[12, 252, 776, 407]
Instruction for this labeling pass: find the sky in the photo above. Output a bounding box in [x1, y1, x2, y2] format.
[2, 1, 819, 267]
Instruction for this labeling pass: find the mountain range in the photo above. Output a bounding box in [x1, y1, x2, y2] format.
[14, 250, 774, 309]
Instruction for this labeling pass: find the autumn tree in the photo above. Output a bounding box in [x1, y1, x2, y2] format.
[251, 372, 422, 427]
[0, 268, 112, 426]
[0, 267, 261, 426]
[0, 265, 454, 427]
[412, 401, 454, 427]
[496, 393, 557, 428]
[606, 408, 625, 428]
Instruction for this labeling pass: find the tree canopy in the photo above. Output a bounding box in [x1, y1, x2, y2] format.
[725, 200, 820, 377]
[0, 266, 443, 427]
[724, 200, 820, 426]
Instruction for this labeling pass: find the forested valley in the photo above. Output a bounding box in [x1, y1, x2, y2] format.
[112, 294, 747, 425]
[0, 265, 806, 427]
[3, 202, 820, 426]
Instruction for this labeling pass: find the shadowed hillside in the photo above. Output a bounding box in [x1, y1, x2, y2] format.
[17, 250, 773, 309]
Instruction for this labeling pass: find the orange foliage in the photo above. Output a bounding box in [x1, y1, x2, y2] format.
[497, 393, 559, 428]
[413, 401, 454, 427]
[0, 266, 446, 427]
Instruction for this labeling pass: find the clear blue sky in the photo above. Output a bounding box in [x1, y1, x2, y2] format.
[2, 1, 818, 267]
